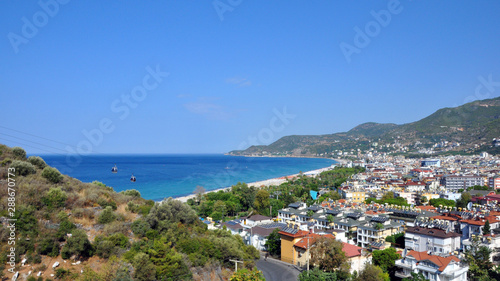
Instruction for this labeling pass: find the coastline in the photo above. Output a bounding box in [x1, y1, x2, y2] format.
[173, 164, 336, 203]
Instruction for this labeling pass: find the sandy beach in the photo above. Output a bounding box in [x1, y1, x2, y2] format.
[173, 164, 336, 203]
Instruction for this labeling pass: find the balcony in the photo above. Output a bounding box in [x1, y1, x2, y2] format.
[395, 260, 413, 269]
[395, 271, 411, 278]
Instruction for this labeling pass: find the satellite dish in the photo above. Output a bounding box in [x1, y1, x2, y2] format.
[467, 202, 473, 211]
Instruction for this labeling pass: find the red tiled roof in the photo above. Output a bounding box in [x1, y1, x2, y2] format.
[460, 216, 499, 226]
[342, 242, 362, 258]
[293, 235, 361, 258]
[406, 250, 460, 271]
[416, 205, 437, 212]
[294, 234, 333, 249]
[405, 181, 426, 186]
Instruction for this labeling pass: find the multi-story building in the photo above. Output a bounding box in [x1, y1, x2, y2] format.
[459, 215, 500, 240]
[488, 176, 500, 190]
[421, 159, 441, 167]
[356, 216, 403, 248]
[404, 227, 461, 255]
[283, 231, 371, 273]
[340, 189, 367, 203]
[395, 251, 468, 281]
[404, 181, 427, 192]
[441, 175, 485, 191]
[278, 226, 310, 264]
[395, 191, 417, 205]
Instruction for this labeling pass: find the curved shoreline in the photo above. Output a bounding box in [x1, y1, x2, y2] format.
[173, 165, 336, 203]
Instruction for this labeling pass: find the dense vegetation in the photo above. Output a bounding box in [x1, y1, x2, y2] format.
[0, 145, 260, 280]
[187, 167, 364, 220]
[365, 191, 409, 207]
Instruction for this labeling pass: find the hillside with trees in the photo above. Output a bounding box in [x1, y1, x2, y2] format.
[229, 97, 500, 157]
[0, 144, 259, 281]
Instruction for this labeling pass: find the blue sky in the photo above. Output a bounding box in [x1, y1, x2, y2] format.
[1, 0, 500, 154]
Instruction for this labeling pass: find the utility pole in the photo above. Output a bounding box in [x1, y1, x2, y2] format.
[229, 259, 243, 272]
[270, 205, 272, 218]
[307, 236, 310, 273]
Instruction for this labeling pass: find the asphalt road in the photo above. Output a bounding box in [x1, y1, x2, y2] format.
[256, 256, 300, 281]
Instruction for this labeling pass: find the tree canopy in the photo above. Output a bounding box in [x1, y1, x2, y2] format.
[310, 237, 349, 273]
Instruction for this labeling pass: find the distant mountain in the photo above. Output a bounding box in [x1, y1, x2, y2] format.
[229, 97, 500, 157]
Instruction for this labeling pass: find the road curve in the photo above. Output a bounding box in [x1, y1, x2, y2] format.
[256, 256, 300, 281]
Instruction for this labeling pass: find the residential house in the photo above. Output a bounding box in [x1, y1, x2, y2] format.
[459, 215, 500, 240]
[395, 191, 417, 205]
[357, 215, 403, 248]
[340, 189, 367, 203]
[243, 215, 273, 226]
[404, 227, 461, 255]
[247, 222, 286, 251]
[405, 181, 427, 192]
[279, 226, 310, 264]
[283, 231, 371, 273]
[395, 251, 468, 281]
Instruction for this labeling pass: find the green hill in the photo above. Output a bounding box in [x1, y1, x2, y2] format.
[229, 96, 500, 157]
[0, 145, 259, 281]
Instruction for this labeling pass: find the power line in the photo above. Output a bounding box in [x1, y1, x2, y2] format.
[0, 138, 66, 156]
[0, 124, 71, 146]
[0, 125, 106, 154]
[0, 132, 70, 153]
[0, 136, 68, 156]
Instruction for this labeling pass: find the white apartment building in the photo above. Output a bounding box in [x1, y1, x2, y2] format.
[441, 175, 485, 191]
[395, 251, 468, 281]
[404, 227, 461, 255]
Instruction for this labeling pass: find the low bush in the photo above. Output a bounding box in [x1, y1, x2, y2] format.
[12, 147, 27, 159]
[98, 206, 117, 224]
[41, 166, 63, 183]
[10, 160, 36, 176]
[28, 156, 47, 169]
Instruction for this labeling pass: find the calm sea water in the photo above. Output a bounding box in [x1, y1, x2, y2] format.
[40, 154, 336, 201]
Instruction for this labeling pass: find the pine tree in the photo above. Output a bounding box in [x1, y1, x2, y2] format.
[483, 220, 491, 235]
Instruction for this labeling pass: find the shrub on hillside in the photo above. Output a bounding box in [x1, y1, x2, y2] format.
[98, 206, 117, 224]
[121, 189, 141, 197]
[10, 160, 36, 176]
[97, 198, 117, 210]
[42, 187, 68, 209]
[92, 180, 113, 191]
[12, 147, 27, 159]
[28, 156, 47, 169]
[61, 229, 94, 259]
[131, 220, 151, 237]
[41, 166, 63, 183]
[95, 240, 115, 258]
[1, 158, 12, 166]
[37, 237, 60, 257]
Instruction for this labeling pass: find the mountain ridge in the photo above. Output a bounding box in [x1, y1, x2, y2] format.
[229, 96, 500, 157]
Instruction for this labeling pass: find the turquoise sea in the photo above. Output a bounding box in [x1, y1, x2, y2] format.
[40, 154, 336, 201]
